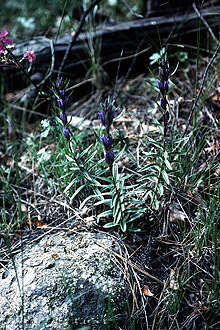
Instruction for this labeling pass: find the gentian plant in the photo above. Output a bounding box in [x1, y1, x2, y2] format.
[95, 97, 146, 232]
[54, 77, 70, 141]
[136, 51, 192, 211]
[158, 59, 170, 142]
[98, 98, 115, 167]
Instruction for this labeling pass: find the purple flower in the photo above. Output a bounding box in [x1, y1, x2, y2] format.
[101, 135, 112, 149]
[59, 89, 65, 97]
[57, 96, 69, 110]
[164, 68, 170, 81]
[98, 111, 106, 127]
[164, 111, 169, 122]
[158, 81, 163, 93]
[107, 111, 115, 127]
[100, 98, 113, 112]
[60, 112, 67, 125]
[105, 150, 114, 165]
[159, 66, 162, 78]
[160, 98, 167, 110]
[57, 97, 63, 109]
[164, 81, 169, 93]
[63, 127, 70, 141]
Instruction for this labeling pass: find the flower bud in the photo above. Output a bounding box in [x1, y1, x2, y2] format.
[60, 112, 67, 125]
[159, 66, 162, 78]
[164, 68, 169, 81]
[160, 98, 167, 110]
[57, 97, 63, 109]
[164, 81, 169, 93]
[98, 111, 106, 128]
[57, 96, 69, 110]
[107, 111, 115, 127]
[63, 127, 70, 141]
[158, 81, 163, 93]
[59, 89, 65, 97]
[105, 150, 114, 165]
[164, 111, 169, 122]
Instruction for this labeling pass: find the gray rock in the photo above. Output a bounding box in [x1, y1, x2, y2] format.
[0, 231, 127, 329]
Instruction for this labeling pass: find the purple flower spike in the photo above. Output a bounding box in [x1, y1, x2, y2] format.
[63, 127, 70, 141]
[105, 150, 114, 165]
[60, 112, 67, 125]
[101, 135, 112, 149]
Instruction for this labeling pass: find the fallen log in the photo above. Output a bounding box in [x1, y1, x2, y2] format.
[2, 5, 220, 92]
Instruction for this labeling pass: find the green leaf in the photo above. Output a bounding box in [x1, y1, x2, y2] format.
[127, 212, 145, 223]
[138, 175, 159, 183]
[70, 184, 86, 202]
[120, 220, 127, 232]
[142, 152, 159, 158]
[63, 179, 76, 194]
[114, 210, 122, 225]
[165, 159, 172, 170]
[98, 210, 113, 218]
[147, 137, 164, 150]
[125, 199, 145, 205]
[149, 47, 166, 65]
[95, 176, 112, 183]
[112, 192, 119, 208]
[113, 203, 122, 224]
[79, 194, 97, 209]
[173, 135, 191, 144]
[103, 222, 118, 228]
[152, 198, 159, 210]
[94, 199, 112, 206]
[157, 183, 164, 197]
[139, 163, 161, 172]
[161, 169, 170, 185]
[80, 144, 93, 157]
[83, 150, 97, 165]
[65, 154, 75, 162]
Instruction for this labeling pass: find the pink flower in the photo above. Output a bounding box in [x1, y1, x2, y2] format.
[201, 163, 208, 169]
[23, 50, 36, 62]
[0, 30, 14, 53]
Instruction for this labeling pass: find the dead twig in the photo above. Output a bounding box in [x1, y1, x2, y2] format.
[183, 40, 220, 136]
[96, 242, 164, 284]
[192, 3, 218, 43]
[57, 0, 104, 79]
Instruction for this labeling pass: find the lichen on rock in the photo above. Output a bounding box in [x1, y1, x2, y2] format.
[0, 231, 128, 329]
